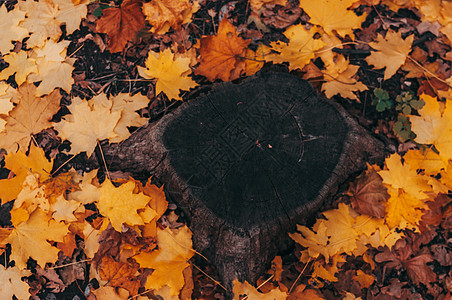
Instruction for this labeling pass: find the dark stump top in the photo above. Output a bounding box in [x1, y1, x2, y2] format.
[162, 73, 348, 230]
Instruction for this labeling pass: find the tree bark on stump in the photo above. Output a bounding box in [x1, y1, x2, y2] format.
[103, 72, 386, 289]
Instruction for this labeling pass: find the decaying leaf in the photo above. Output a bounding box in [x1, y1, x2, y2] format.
[95, 0, 145, 53]
[195, 19, 251, 81]
[347, 167, 389, 218]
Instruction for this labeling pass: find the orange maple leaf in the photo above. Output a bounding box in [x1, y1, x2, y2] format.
[98, 256, 140, 295]
[232, 278, 287, 300]
[195, 19, 251, 82]
[95, 0, 145, 53]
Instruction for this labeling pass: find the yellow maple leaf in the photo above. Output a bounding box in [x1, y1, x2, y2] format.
[310, 254, 346, 285]
[3, 208, 69, 269]
[403, 149, 445, 176]
[232, 278, 287, 300]
[289, 221, 329, 260]
[409, 94, 452, 161]
[322, 55, 368, 101]
[0, 4, 28, 54]
[27, 40, 75, 96]
[18, 0, 87, 48]
[0, 83, 61, 153]
[68, 169, 101, 205]
[138, 48, 197, 101]
[365, 30, 414, 80]
[0, 83, 15, 131]
[0, 144, 53, 204]
[0, 265, 31, 300]
[110, 93, 149, 143]
[143, 0, 199, 35]
[0, 51, 37, 85]
[13, 173, 50, 217]
[378, 153, 431, 199]
[134, 226, 193, 296]
[54, 95, 121, 156]
[299, 0, 366, 38]
[385, 187, 427, 229]
[98, 179, 151, 231]
[50, 194, 80, 222]
[265, 25, 325, 71]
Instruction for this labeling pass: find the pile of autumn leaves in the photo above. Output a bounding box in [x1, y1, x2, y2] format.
[0, 0, 451, 299]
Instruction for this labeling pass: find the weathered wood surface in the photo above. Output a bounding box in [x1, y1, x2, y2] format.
[103, 72, 385, 288]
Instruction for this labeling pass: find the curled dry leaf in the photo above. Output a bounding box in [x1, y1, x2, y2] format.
[347, 167, 389, 218]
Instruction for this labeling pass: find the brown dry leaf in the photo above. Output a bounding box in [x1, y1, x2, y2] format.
[352, 270, 374, 289]
[0, 83, 61, 153]
[56, 232, 77, 258]
[365, 30, 414, 80]
[95, 0, 145, 53]
[250, 0, 287, 12]
[98, 256, 140, 295]
[195, 18, 251, 81]
[347, 167, 389, 218]
[143, 0, 199, 35]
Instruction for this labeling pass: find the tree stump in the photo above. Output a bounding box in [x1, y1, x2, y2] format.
[103, 72, 385, 288]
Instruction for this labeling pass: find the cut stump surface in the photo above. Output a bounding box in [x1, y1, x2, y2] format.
[104, 72, 385, 288]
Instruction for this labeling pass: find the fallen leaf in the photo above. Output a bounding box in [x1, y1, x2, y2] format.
[0, 144, 53, 204]
[352, 270, 374, 289]
[98, 256, 140, 295]
[299, 0, 366, 38]
[54, 94, 121, 156]
[365, 30, 414, 80]
[98, 179, 151, 232]
[0, 5, 28, 54]
[0, 265, 31, 300]
[347, 167, 389, 218]
[0, 83, 61, 153]
[138, 48, 197, 100]
[91, 286, 129, 300]
[143, 0, 199, 35]
[18, 0, 87, 48]
[68, 169, 101, 205]
[134, 226, 193, 296]
[195, 18, 251, 81]
[232, 278, 287, 300]
[95, 0, 145, 53]
[265, 24, 325, 71]
[0, 51, 37, 85]
[409, 94, 452, 161]
[287, 283, 325, 299]
[3, 208, 69, 269]
[249, 0, 287, 12]
[322, 55, 368, 101]
[110, 93, 149, 142]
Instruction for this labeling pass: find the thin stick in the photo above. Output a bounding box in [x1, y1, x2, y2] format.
[288, 257, 311, 295]
[97, 140, 110, 180]
[51, 155, 77, 176]
[192, 263, 227, 291]
[47, 259, 91, 269]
